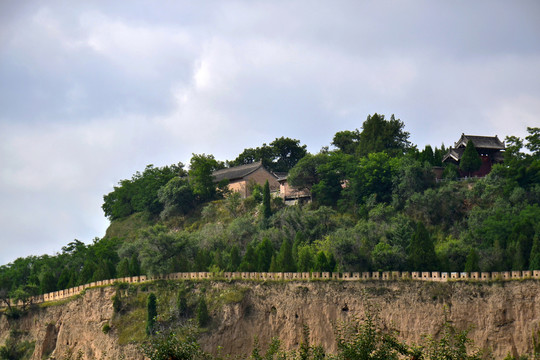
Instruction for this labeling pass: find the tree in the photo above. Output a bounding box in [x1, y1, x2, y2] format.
[288, 153, 325, 193]
[334, 308, 412, 360]
[157, 177, 195, 219]
[464, 249, 479, 272]
[356, 113, 411, 157]
[137, 225, 190, 275]
[525, 127, 540, 157]
[197, 296, 209, 327]
[270, 137, 308, 173]
[352, 152, 398, 204]
[146, 293, 157, 335]
[102, 163, 185, 220]
[141, 325, 206, 360]
[276, 239, 296, 272]
[459, 141, 482, 177]
[189, 154, 224, 202]
[230, 137, 307, 173]
[530, 234, 540, 271]
[256, 238, 274, 272]
[262, 180, 272, 220]
[297, 246, 314, 272]
[177, 290, 189, 318]
[332, 129, 361, 155]
[238, 242, 257, 272]
[407, 222, 438, 271]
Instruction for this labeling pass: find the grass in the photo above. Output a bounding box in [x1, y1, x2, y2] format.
[113, 291, 148, 345]
[104, 212, 152, 240]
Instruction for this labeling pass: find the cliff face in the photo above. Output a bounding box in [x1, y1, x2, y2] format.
[1, 280, 539, 359]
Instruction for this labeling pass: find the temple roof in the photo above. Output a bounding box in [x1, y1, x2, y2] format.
[213, 161, 275, 182]
[442, 134, 505, 163]
[454, 134, 505, 150]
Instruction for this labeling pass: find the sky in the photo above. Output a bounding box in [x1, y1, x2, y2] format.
[1, 0, 539, 265]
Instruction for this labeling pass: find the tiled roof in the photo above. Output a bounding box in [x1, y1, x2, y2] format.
[455, 134, 505, 150]
[442, 148, 463, 163]
[212, 161, 272, 182]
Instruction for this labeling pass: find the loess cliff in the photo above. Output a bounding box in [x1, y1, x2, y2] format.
[1, 280, 539, 359]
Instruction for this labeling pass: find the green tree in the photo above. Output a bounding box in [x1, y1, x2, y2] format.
[137, 225, 190, 275]
[356, 113, 411, 157]
[334, 309, 411, 360]
[146, 293, 157, 335]
[408, 222, 438, 271]
[352, 152, 398, 204]
[238, 243, 258, 272]
[530, 234, 540, 270]
[256, 238, 275, 272]
[141, 324, 205, 360]
[460, 141, 482, 177]
[262, 180, 272, 220]
[423, 314, 482, 360]
[297, 246, 314, 272]
[464, 249, 479, 272]
[197, 296, 209, 327]
[276, 239, 296, 272]
[332, 129, 361, 155]
[189, 154, 224, 202]
[230, 137, 307, 173]
[157, 177, 195, 219]
[102, 163, 185, 220]
[229, 245, 241, 271]
[177, 290, 189, 318]
[421, 145, 435, 165]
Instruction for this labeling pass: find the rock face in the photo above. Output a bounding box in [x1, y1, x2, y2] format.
[1, 280, 539, 359]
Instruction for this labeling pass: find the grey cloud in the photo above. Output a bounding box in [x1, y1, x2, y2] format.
[1, 0, 540, 265]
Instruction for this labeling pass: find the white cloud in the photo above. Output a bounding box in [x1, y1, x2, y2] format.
[1, 0, 540, 264]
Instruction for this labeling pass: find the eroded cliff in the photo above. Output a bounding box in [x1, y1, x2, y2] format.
[1, 280, 539, 359]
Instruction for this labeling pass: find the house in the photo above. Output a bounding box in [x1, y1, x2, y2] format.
[212, 161, 280, 198]
[442, 134, 505, 177]
[276, 175, 311, 205]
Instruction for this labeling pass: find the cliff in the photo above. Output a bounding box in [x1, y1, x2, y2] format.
[1, 280, 539, 359]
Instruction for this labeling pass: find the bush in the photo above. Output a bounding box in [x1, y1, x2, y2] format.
[146, 293, 157, 335]
[196, 296, 209, 327]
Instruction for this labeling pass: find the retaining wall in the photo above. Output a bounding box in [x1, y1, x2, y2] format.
[2, 270, 540, 308]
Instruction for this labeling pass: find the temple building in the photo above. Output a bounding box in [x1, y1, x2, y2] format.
[212, 161, 280, 198]
[442, 134, 505, 177]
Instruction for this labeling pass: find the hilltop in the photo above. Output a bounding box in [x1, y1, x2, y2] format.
[1, 115, 539, 317]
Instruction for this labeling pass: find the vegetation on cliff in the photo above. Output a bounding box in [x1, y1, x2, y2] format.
[1, 116, 540, 303]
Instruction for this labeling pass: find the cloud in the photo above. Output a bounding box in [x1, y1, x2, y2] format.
[1, 0, 540, 264]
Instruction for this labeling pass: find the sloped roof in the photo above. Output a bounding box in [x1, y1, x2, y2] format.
[455, 134, 505, 150]
[213, 161, 275, 182]
[442, 148, 464, 163]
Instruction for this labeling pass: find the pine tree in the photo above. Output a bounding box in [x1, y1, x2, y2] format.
[238, 243, 257, 272]
[529, 234, 540, 270]
[276, 239, 296, 272]
[146, 293, 157, 335]
[464, 248, 479, 272]
[268, 255, 277, 272]
[297, 246, 314, 272]
[314, 251, 328, 272]
[407, 222, 438, 271]
[256, 237, 274, 272]
[460, 140, 482, 177]
[230, 245, 241, 271]
[177, 290, 188, 317]
[197, 296, 209, 327]
[262, 180, 272, 219]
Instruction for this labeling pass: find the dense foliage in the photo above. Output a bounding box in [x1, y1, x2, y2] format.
[1, 118, 539, 303]
[140, 305, 488, 360]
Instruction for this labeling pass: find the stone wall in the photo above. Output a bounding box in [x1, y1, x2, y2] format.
[2, 270, 540, 309]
